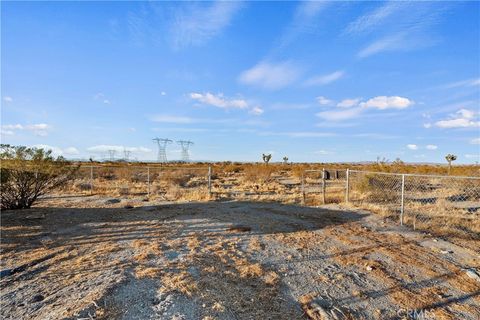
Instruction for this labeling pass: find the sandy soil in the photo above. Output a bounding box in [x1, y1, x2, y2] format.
[1, 195, 479, 320]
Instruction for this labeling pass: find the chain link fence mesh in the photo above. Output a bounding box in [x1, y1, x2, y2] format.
[347, 170, 480, 239]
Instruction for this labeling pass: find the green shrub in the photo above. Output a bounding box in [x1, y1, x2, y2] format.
[0, 144, 78, 209]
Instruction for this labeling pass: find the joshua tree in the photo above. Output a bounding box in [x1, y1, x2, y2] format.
[262, 153, 272, 165]
[445, 154, 457, 175]
[283, 156, 288, 164]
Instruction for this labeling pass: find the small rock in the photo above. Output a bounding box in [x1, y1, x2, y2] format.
[440, 250, 453, 254]
[30, 294, 44, 303]
[366, 265, 374, 271]
[465, 269, 480, 283]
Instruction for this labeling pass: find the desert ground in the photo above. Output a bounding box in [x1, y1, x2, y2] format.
[1, 192, 479, 320]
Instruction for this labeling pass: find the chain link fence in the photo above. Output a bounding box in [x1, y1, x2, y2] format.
[347, 170, 480, 239]
[56, 164, 480, 238]
[63, 165, 211, 201]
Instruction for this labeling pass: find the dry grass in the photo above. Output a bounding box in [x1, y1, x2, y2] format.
[160, 271, 198, 296]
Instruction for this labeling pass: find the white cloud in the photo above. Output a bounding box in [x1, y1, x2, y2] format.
[471, 138, 480, 145]
[2, 124, 23, 130]
[316, 96, 334, 106]
[304, 70, 345, 86]
[170, 1, 242, 49]
[26, 123, 51, 136]
[316, 107, 363, 121]
[103, 99, 111, 104]
[238, 61, 301, 90]
[337, 98, 361, 108]
[1, 123, 50, 136]
[426, 144, 438, 150]
[434, 109, 480, 128]
[360, 96, 413, 110]
[3, 96, 13, 103]
[32, 145, 79, 157]
[249, 107, 264, 116]
[316, 95, 413, 121]
[161, 91, 166, 96]
[407, 144, 418, 150]
[189, 92, 248, 109]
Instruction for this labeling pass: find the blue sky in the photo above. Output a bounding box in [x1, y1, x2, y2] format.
[1, 1, 479, 163]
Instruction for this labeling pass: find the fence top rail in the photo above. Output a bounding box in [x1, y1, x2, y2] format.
[73, 165, 209, 170]
[348, 169, 480, 180]
[304, 168, 346, 173]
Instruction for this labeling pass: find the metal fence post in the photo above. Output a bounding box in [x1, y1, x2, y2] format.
[208, 166, 212, 196]
[400, 174, 405, 225]
[301, 173, 305, 205]
[147, 167, 150, 197]
[90, 166, 94, 195]
[322, 168, 326, 204]
[345, 169, 350, 203]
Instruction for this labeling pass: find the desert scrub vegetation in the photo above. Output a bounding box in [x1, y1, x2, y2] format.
[0, 144, 78, 209]
[242, 164, 276, 183]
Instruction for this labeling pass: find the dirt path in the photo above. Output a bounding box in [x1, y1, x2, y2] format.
[1, 196, 479, 319]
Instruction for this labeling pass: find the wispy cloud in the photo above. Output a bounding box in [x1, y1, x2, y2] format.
[276, 1, 329, 49]
[345, 1, 405, 35]
[94, 93, 111, 105]
[434, 109, 480, 129]
[150, 115, 196, 124]
[316, 107, 363, 121]
[3, 96, 13, 103]
[238, 61, 302, 90]
[337, 98, 361, 108]
[316, 96, 334, 106]
[190, 92, 248, 109]
[259, 131, 335, 138]
[249, 107, 264, 116]
[426, 144, 438, 150]
[1, 123, 51, 136]
[442, 78, 480, 89]
[169, 1, 242, 49]
[471, 138, 480, 145]
[33, 145, 80, 157]
[351, 2, 446, 58]
[304, 70, 345, 86]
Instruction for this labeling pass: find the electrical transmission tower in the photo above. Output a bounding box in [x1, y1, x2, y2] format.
[123, 148, 132, 162]
[108, 149, 116, 161]
[153, 138, 173, 163]
[177, 140, 194, 162]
